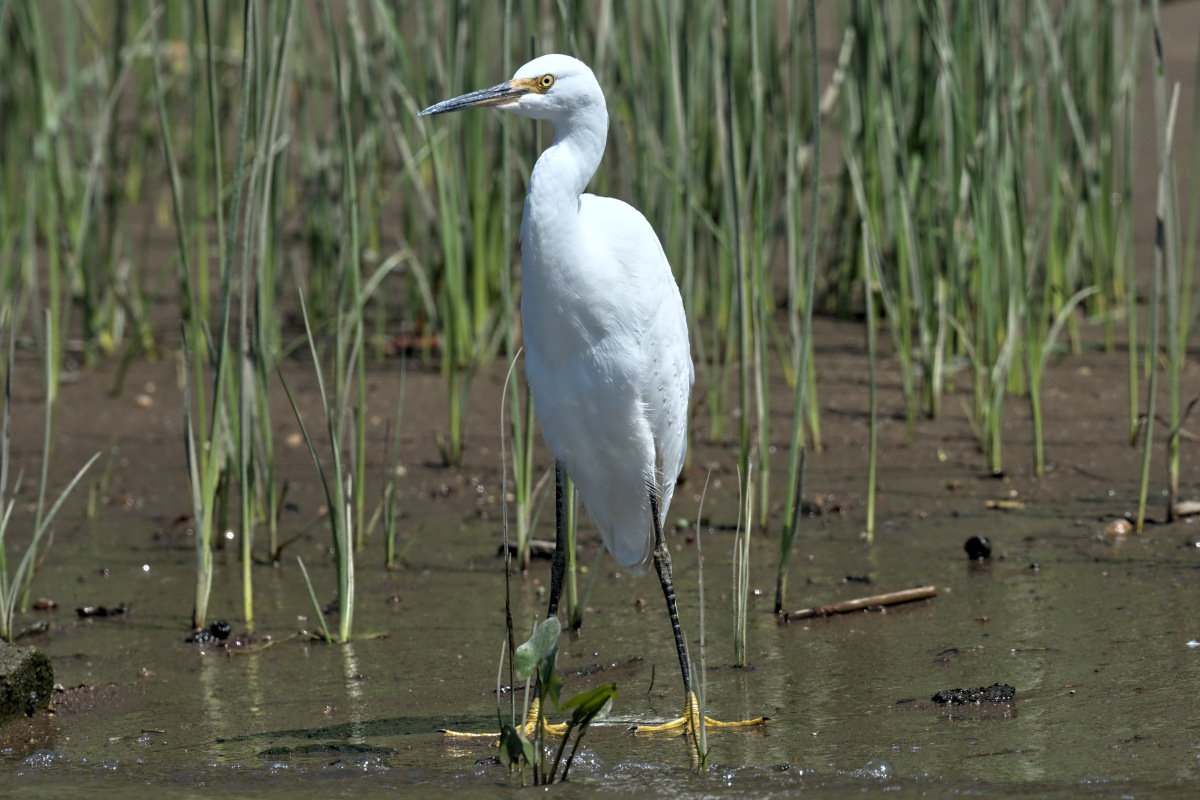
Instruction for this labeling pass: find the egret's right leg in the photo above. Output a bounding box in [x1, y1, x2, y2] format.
[546, 461, 568, 619]
[520, 461, 569, 735]
[634, 488, 767, 734]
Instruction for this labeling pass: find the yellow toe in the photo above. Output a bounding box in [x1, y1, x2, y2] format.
[441, 697, 569, 740]
[633, 692, 767, 734]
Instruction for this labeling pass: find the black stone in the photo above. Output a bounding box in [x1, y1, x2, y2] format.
[964, 535, 992, 560]
[932, 683, 1015, 705]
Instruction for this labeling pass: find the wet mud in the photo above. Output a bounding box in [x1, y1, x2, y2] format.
[0, 295, 1197, 797]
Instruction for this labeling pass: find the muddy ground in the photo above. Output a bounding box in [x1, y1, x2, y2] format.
[0, 306, 1197, 797]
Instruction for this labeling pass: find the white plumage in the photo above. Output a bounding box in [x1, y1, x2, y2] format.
[423, 54, 692, 575]
[423, 55, 761, 733]
[514, 55, 691, 575]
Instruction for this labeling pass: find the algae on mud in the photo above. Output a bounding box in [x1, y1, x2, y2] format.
[0, 640, 53, 724]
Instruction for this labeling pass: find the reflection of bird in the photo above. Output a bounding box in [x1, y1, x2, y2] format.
[421, 54, 762, 734]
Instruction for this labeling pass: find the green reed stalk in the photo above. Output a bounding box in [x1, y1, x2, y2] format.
[233, 0, 294, 620]
[1119, 2, 1144, 445]
[1170, 23, 1200, 512]
[718, 1, 753, 510]
[285, 258, 394, 641]
[296, 557, 332, 644]
[493, 1, 536, 571]
[382, 366, 406, 569]
[843, 3, 917, 434]
[1163, 104, 1188, 518]
[198, 0, 225, 329]
[510, 377, 536, 572]
[17, 2, 64, 423]
[873, 6, 923, 438]
[863, 230, 879, 543]
[236, 3, 260, 626]
[149, 2, 211, 631]
[317, 3, 369, 550]
[426, 117, 468, 468]
[1180, 22, 1200, 374]
[732, 461, 752, 668]
[746, 0, 771, 527]
[343, 3, 390, 360]
[1034, 0, 1108, 329]
[0, 325, 14, 642]
[1137, 3, 1177, 533]
[777, 0, 820, 614]
[212, 0, 254, 625]
[284, 293, 355, 643]
[497, 348, 525, 737]
[254, 0, 295, 562]
[1159, 0, 1186, 523]
[154, 0, 253, 629]
[775, 445, 805, 618]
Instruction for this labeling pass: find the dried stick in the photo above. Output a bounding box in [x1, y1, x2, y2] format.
[783, 585, 937, 622]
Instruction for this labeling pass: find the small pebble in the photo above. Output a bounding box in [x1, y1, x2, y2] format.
[1104, 519, 1132, 536]
[964, 535, 992, 560]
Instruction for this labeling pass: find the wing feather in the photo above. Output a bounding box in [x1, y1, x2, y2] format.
[522, 194, 692, 574]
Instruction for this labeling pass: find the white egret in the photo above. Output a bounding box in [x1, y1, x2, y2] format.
[421, 54, 763, 734]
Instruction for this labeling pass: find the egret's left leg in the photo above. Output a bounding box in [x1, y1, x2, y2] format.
[442, 464, 571, 740]
[533, 462, 570, 733]
[546, 461, 569, 619]
[633, 488, 767, 734]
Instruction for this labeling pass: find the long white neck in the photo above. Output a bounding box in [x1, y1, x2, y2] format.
[522, 104, 608, 270]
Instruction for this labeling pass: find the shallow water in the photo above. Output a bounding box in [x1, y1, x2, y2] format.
[4, 482, 1200, 798]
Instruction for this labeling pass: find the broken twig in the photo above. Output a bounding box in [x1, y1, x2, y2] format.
[783, 585, 937, 622]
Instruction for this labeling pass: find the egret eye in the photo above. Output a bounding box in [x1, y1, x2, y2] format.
[539, 74, 555, 90]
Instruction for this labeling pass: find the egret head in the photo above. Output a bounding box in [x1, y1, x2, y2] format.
[419, 54, 603, 124]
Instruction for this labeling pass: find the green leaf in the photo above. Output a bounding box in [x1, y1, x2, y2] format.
[559, 682, 617, 726]
[513, 616, 560, 680]
[498, 723, 534, 767]
[538, 646, 564, 709]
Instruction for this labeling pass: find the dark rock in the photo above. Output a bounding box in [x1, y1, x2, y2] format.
[932, 683, 1015, 705]
[964, 536, 992, 560]
[0, 640, 54, 724]
[186, 620, 233, 644]
[499, 539, 557, 559]
[76, 603, 129, 618]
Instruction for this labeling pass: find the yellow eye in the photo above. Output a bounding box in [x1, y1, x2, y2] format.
[539, 74, 555, 90]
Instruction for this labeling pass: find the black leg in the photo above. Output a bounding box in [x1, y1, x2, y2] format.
[547, 461, 567, 619]
[650, 488, 692, 695]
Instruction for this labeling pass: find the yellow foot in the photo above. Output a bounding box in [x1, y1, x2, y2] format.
[633, 692, 768, 734]
[441, 697, 569, 740]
